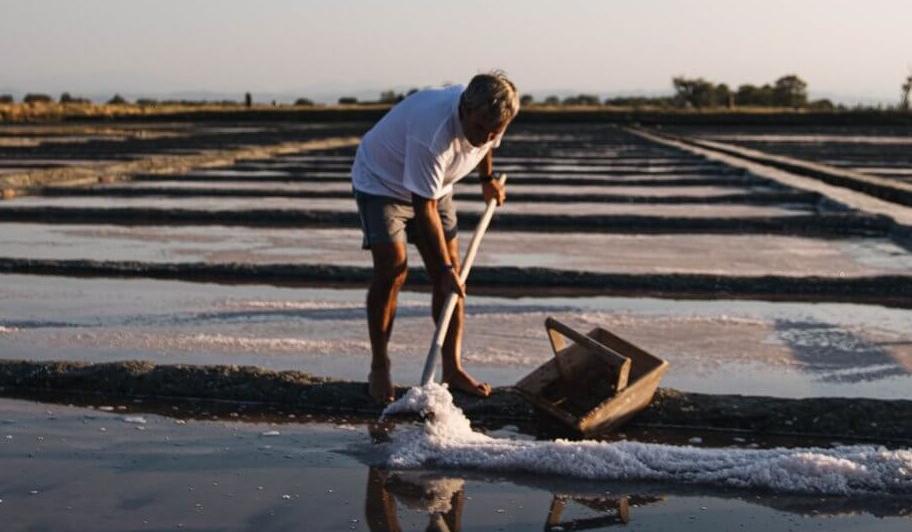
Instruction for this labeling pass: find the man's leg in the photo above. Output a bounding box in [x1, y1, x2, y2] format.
[414, 236, 491, 397]
[367, 241, 408, 403]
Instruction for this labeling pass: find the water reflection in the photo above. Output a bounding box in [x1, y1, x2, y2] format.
[545, 494, 663, 530]
[364, 467, 665, 531]
[365, 468, 464, 532]
[362, 464, 912, 531]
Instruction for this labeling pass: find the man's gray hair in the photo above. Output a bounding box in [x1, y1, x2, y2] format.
[461, 71, 519, 125]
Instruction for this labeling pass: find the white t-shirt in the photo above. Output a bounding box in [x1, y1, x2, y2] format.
[351, 85, 502, 201]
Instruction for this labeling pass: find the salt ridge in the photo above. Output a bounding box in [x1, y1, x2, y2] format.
[382, 384, 912, 495]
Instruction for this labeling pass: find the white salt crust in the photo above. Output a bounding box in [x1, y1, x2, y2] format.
[382, 384, 912, 495]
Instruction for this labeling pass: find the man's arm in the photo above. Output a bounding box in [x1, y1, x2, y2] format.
[478, 149, 493, 180]
[478, 149, 505, 206]
[412, 193, 465, 298]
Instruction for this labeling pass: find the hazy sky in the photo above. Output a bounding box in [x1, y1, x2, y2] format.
[2, 0, 910, 104]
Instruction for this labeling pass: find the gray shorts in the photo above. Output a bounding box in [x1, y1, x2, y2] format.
[353, 188, 458, 249]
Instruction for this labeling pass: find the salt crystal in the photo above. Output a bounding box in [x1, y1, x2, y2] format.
[261, 431, 280, 437]
[123, 416, 147, 424]
[379, 383, 912, 496]
[98, 406, 115, 412]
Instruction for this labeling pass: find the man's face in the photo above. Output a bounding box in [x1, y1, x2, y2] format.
[461, 107, 510, 148]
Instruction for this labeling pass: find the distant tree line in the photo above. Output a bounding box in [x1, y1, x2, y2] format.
[335, 88, 422, 106]
[669, 75, 832, 109]
[5, 74, 912, 111]
[521, 75, 849, 110]
[902, 73, 912, 111]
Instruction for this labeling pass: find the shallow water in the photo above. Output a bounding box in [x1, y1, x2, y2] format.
[98, 179, 766, 198]
[1, 397, 910, 531]
[0, 195, 814, 217]
[1, 275, 909, 399]
[706, 134, 912, 145]
[2, 224, 908, 276]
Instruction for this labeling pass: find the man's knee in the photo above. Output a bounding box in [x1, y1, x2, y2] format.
[372, 260, 408, 291]
[370, 243, 408, 290]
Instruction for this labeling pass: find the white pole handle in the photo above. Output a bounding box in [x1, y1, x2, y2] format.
[420, 174, 507, 385]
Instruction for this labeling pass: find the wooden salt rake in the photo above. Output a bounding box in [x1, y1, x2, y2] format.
[421, 174, 507, 386]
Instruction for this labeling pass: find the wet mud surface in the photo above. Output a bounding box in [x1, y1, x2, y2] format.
[0, 206, 892, 238]
[2, 359, 912, 445]
[2, 257, 910, 306]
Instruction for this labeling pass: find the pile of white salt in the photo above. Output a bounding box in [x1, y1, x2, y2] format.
[382, 383, 912, 495]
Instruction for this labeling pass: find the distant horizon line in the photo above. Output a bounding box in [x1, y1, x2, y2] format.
[0, 86, 900, 107]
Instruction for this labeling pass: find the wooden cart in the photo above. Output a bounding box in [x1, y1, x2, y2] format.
[515, 317, 669, 435]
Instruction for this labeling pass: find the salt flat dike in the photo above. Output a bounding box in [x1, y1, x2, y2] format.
[1, 258, 910, 307]
[2, 359, 911, 445]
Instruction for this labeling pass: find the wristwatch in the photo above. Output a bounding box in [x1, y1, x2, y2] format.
[479, 173, 495, 183]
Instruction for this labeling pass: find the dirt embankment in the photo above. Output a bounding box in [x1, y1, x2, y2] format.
[2, 359, 911, 444]
[1, 258, 909, 307]
[0, 136, 360, 193]
[5, 103, 912, 126]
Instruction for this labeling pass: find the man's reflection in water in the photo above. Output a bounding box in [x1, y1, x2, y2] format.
[546, 494, 638, 530]
[364, 422, 658, 530]
[366, 468, 465, 532]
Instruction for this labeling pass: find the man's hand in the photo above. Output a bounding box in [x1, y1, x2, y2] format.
[482, 178, 506, 206]
[441, 264, 466, 299]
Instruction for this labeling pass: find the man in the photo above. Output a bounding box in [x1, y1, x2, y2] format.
[351, 72, 519, 403]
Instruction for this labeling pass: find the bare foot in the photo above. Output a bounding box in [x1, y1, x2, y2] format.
[368, 369, 395, 404]
[442, 368, 492, 398]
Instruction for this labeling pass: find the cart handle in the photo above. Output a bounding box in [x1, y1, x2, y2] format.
[545, 317, 631, 391]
